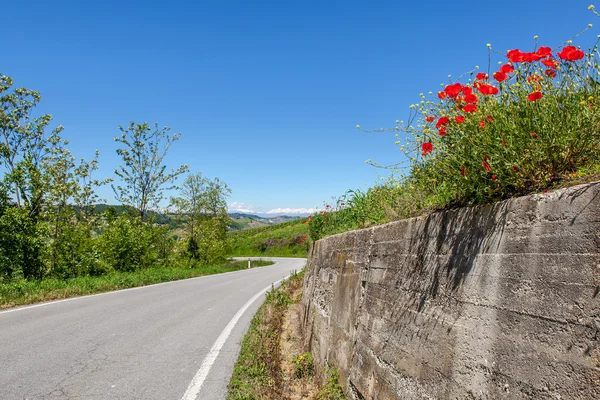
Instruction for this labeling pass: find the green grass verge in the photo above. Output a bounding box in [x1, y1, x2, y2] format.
[229, 219, 309, 257]
[227, 269, 346, 400]
[0, 259, 273, 309]
[228, 269, 305, 399]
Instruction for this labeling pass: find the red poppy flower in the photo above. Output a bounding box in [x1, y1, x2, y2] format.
[464, 93, 479, 103]
[479, 120, 485, 129]
[461, 167, 466, 176]
[530, 132, 538, 138]
[439, 126, 447, 136]
[545, 69, 557, 78]
[493, 71, 508, 82]
[528, 91, 543, 101]
[438, 91, 448, 99]
[476, 83, 499, 96]
[491, 174, 497, 181]
[302, 220, 307, 224]
[461, 87, 473, 95]
[542, 59, 558, 68]
[426, 116, 435, 122]
[527, 74, 542, 83]
[341, 202, 345, 206]
[557, 46, 584, 61]
[463, 103, 477, 113]
[536, 46, 552, 58]
[486, 115, 493, 122]
[444, 83, 464, 99]
[507, 49, 524, 63]
[455, 115, 465, 124]
[436, 116, 449, 128]
[507, 49, 544, 63]
[513, 166, 519, 172]
[421, 142, 433, 156]
[482, 161, 491, 172]
[483, 154, 490, 161]
[476, 72, 488, 80]
[500, 64, 515, 73]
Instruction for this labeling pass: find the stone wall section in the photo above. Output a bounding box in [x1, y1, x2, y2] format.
[301, 182, 600, 399]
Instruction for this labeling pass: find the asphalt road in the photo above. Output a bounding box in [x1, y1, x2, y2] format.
[0, 257, 305, 400]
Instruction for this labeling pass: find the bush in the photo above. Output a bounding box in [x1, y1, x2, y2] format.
[370, 16, 600, 209]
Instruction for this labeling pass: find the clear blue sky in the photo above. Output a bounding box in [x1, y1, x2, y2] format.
[2, 0, 596, 214]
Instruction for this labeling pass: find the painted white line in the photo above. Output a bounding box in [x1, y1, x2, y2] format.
[0, 262, 290, 316]
[180, 275, 291, 400]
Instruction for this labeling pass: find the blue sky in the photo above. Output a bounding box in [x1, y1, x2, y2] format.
[2, 0, 597, 214]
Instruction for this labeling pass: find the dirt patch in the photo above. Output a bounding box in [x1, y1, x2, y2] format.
[280, 288, 319, 399]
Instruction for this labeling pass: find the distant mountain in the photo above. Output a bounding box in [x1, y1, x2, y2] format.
[86, 206, 301, 231]
[227, 212, 302, 231]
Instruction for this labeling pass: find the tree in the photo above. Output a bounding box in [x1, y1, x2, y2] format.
[112, 122, 188, 220]
[171, 173, 231, 263]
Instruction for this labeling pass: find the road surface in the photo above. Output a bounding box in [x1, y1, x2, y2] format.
[0, 257, 305, 400]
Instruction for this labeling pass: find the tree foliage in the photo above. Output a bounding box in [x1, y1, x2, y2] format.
[112, 122, 188, 220]
[171, 173, 231, 264]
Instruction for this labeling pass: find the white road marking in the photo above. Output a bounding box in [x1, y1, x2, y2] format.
[180, 275, 291, 400]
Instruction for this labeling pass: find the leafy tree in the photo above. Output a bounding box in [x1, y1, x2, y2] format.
[112, 122, 188, 220]
[0, 73, 60, 279]
[171, 173, 231, 264]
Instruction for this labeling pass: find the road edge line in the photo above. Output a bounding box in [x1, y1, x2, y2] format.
[180, 274, 292, 400]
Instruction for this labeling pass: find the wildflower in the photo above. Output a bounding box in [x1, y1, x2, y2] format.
[537, 46, 552, 58]
[545, 69, 557, 78]
[302, 220, 307, 224]
[464, 93, 479, 103]
[500, 64, 515, 73]
[444, 83, 464, 98]
[513, 166, 519, 172]
[436, 116, 449, 128]
[476, 83, 499, 95]
[455, 115, 465, 124]
[482, 161, 491, 172]
[421, 142, 433, 156]
[558, 45, 584, 61]
[476, 72, 489, 80]
[426, 116, 435, 122]
[530, 132, 538, 138]
[439, 126, 447, 136]
[461, 167, 466, 176]
[528, 91, 543, 101]
[462, 86, 473, 95]
[463, 103, 477, 113]
[479, 120, 485, 129]
[486, 115, 493, 122]
[527, 74, 542, 83]
[356, 125, 361, 129]
[542, 59, 558, 68]
[438, 91, 448, 99]
[492, 174, 497, 181]
[493, 71, 508, 82]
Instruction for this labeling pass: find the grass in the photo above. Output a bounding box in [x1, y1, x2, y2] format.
[228, 269, 346, 400]
[0, 259, 273, 309]
[229, 219, 309, 257]
[228, 270, 303, 399]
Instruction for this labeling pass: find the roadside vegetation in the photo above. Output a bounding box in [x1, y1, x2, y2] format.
[229, 219, 309, 257]
[228, 269, 345, 400]
[0, 259, 273, 309]
[0, 73, 236, 303]
[306, 6, 600, 241]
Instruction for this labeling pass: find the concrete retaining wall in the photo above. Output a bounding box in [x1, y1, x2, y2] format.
[301, 182, 600, 399]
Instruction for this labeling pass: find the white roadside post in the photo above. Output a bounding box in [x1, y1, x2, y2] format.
[248, 259, 251, 269]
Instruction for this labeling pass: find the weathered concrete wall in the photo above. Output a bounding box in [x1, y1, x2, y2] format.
[301, 182, 600, 399]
